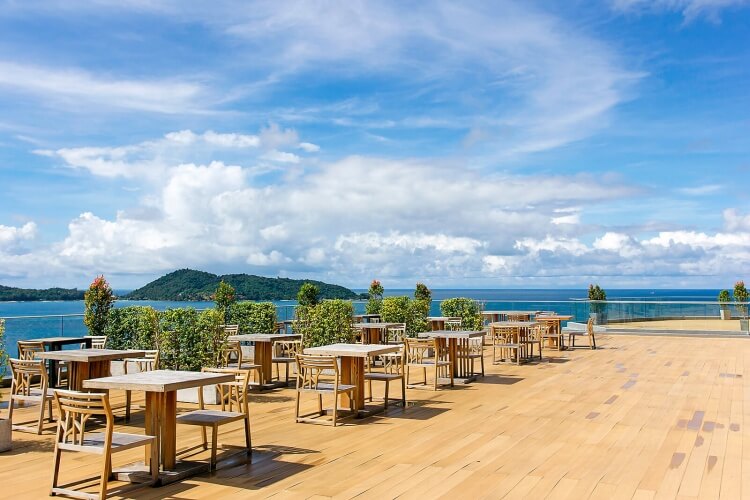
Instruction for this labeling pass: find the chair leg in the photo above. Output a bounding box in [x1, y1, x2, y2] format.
[384, 381, 389, 409]
[7, 396, 14, 425]
[50, 445, 62, 494]
[99, 450, 111, 499]
[295, 390, 301, 422]
[48, 397, 54, 422]
[332, 394, 338, 427]
[244, 417, 252, 453]
[125, 390, 132, 422]
[367, 379, 373, 402]
[317, 394, 323, 416]
[480, 351, 485, 376]
[201, 425, 208, 450]
[37, 397, 45, 434]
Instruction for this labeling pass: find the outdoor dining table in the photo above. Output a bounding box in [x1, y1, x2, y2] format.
[495, 311, 535, 321]
[36, 348, 145, 391]
[303, 343, 399, 417]
[26, 336, 92, 387]
[481, 311, 505, 323]
[84, 369, 235, 485]
[489, 321, 538, 362]
[228, 333, 302, 388]
[419, 330, 485, 383]
[426, 316, 452, 331]
[352, 322, 400, 344]
[534, 315, 573, 349]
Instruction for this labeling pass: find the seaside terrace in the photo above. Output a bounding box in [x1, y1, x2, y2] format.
[1, 299, 749, 499]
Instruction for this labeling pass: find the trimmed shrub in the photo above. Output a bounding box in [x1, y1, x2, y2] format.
[227, 301, 277, 334]
[294, 299, 355, 348]
[213, 280, 237, 322]
[365, 279, 384, 314]
[380, 296, 429, 336]
[297, 282, 320, 307]
[105, 306, 159, 350]
[440, 297, 482, 330]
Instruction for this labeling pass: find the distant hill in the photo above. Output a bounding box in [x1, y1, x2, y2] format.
[124, 269, 361, 301]
[0, 284, 84, 301]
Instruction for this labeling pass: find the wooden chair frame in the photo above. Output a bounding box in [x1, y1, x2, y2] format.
[272, 339, 302, 383]
[83, 336, 107, 349]
[404, 337, 453, 390]
[123, 350, 160, 421]
[51, 389, 158, 500]
[8, 358, 53, 434]
[365, 347, 406, 409]
[491, 326, 523, 365]
[457, 337, 485, 376]
[568, 318, 597, 349]
[294, 354, 355, 426]
[176, 367, 253, 470]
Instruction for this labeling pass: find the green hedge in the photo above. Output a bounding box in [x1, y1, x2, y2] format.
[440, 297, 482, 330]
[105, 306, 159, 350]
[227, 301, 277, 334]
[294, 299, 355, 348]
[380, 296, 429, 336]
[157, 308, 227, 371]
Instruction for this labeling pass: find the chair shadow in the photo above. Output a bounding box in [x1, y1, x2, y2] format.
[477, 375, 524, 385]
[248, 394, 294, 404]
[366, 398, 452, 422]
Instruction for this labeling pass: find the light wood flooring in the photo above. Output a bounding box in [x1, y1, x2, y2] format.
[1, 333, 749, 499]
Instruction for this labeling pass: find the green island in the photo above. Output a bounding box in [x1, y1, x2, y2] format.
[0, 284, 84, 301]
[124, 268, 362, 301]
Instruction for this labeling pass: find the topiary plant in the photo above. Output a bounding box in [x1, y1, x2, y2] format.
[84, 275, 115, 337]
[213, 280, 236, 323]
[365, 280, 384, 315]
[297, 282, 320, 307]
[734, 281, 748, 319]
[440, 297, 482, 330]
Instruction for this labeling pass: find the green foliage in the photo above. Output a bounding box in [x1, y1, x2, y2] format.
[105, 306, 159, 350]
[0, 284, 84, 301]
[84, 275, 115, 337]
[718, 289, 731, 304]
[440, 297, 482, 330]
[294, 299, 355, 348]
[227, 301, 277, 334]
[157, 308, 227, 371]
[297, 282, 320, 306]
[197, 308, 227, 368]
[380, 296, 429, 336]
[735, 281, 749, 318]
[588, 284, 607, 315]
[214, 280, 236, 322]
[414, 282, 432, 302]
[366, 279, 384, 314]
[125, 268, 359, 301]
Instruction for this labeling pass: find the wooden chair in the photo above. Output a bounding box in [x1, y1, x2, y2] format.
[294, 354, 355, 426]
[17, 340, 45, 359]
[568, 318, 597, 349]
[386, 324, 406, 344]
[8, 358, 54, 434]
[365, 348, 406, 409]
[491, 325, 522, 365]
[444, 318, 462, 331]
[352, 325, 364, 344]
[523, 325, 543, 361]
[506, 313, 529, 322]
[83, 335, 107, 349]
[220, 324, 240, 336]
[123, 350, 160, 421]
[457, 337, 485, 376]
[539, 321, 563, 351]
[404, 337, 453, 390]
[51, 389, 158, 500]
[176, 367, 253, 470]
[272, 339, 302, 383]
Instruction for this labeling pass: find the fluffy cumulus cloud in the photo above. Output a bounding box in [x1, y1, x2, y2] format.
[6, 129, 750, 287]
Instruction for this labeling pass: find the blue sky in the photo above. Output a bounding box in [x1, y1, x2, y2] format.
[0, 0, 748, 290]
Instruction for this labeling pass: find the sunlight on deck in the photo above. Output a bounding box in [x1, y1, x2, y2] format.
[2, 333, 748, 499]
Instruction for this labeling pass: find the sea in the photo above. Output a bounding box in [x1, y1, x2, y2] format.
[0, 288, 724, 358]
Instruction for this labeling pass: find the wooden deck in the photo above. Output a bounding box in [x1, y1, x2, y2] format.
[2, 333, 749, 498]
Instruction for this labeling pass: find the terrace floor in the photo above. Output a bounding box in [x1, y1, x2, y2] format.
[2, 333, 750, 499]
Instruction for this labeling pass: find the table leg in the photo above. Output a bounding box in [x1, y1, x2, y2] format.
[255, 342, 273, 385]
[448, 338, 459, 378]
[340, 356, 364, 411]
[161, 391, 177, 470]
[67, 361, 89, 391]
[144, 392, 160, 467]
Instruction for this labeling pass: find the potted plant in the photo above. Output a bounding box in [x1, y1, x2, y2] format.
[0, 319, 11, 452]
[588, 284, 607, 325]
[718, 290, 732, 320]
[735, 281, 749, 332]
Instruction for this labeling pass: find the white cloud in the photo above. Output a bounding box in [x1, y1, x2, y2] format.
[677, 184, 723, 195]
[0, 61, 208, 114]
[611, 0, 748, 22]
[0, 222, 37, 248]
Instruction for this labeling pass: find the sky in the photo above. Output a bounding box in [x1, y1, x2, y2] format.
[0, 0, 748, 290]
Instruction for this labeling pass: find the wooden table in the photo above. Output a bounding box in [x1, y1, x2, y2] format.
[481, 311, 505, 323]
[420, 330, 485, 383]
[353, 314, 381, 323]
[489, 321, 538, 362]
[535, 315, 573, 349]
[228, 333, 302, 387]
[84, 370, 235, 485]
[26, 336, 92, 387]
[37, 348, 145, 391]
[426, 316, 452, 331]
[303, 343, 399, 416]
[495, 311, 535, 321]
[352, 322, 400, 344]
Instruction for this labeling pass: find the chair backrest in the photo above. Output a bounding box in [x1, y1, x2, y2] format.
[352, 326, 364, 344]
[274, 339, 302, 359]
[200, 367, 252, 413]
[219, 340, 243, 367]
[490, 325, 517, 344]
[9, 358, 49, 396]
[404, 337, 440, 364]
[506, 313, 529, 322]
[587, 317, 595, 335]
[386, 324, 406, 343]
[445, 319, 462, 331]
[84, 336, 107, 349]
[53, 390, 112, 448]
[275, 322, 286, 334]
[221, 324, 240, 336]
[295, 354, 340, 390]
[17, 340, 45, 360]
[369, 317, 381, 323]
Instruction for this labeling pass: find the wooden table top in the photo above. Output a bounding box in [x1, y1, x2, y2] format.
[229, 333, 302, 342]
[83, 369, 235, 392]
[420, 330, 486, 339]
[352, 322, 400, 329]
[426, 316, 452, 321]
[36, 348, 145, 362]
[490, 321, 539, 328]
[304, 343, 400, 357]
[27, 336, 88, 344]
[495, 311, 536, 315]
[536, 315, 574, 321]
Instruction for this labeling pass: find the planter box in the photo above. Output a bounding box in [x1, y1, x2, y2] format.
[176, 385, 222, 405]
[0, 418, 11, 453]
[741, 319, 749, 333]
[720, 309, 732, 320]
